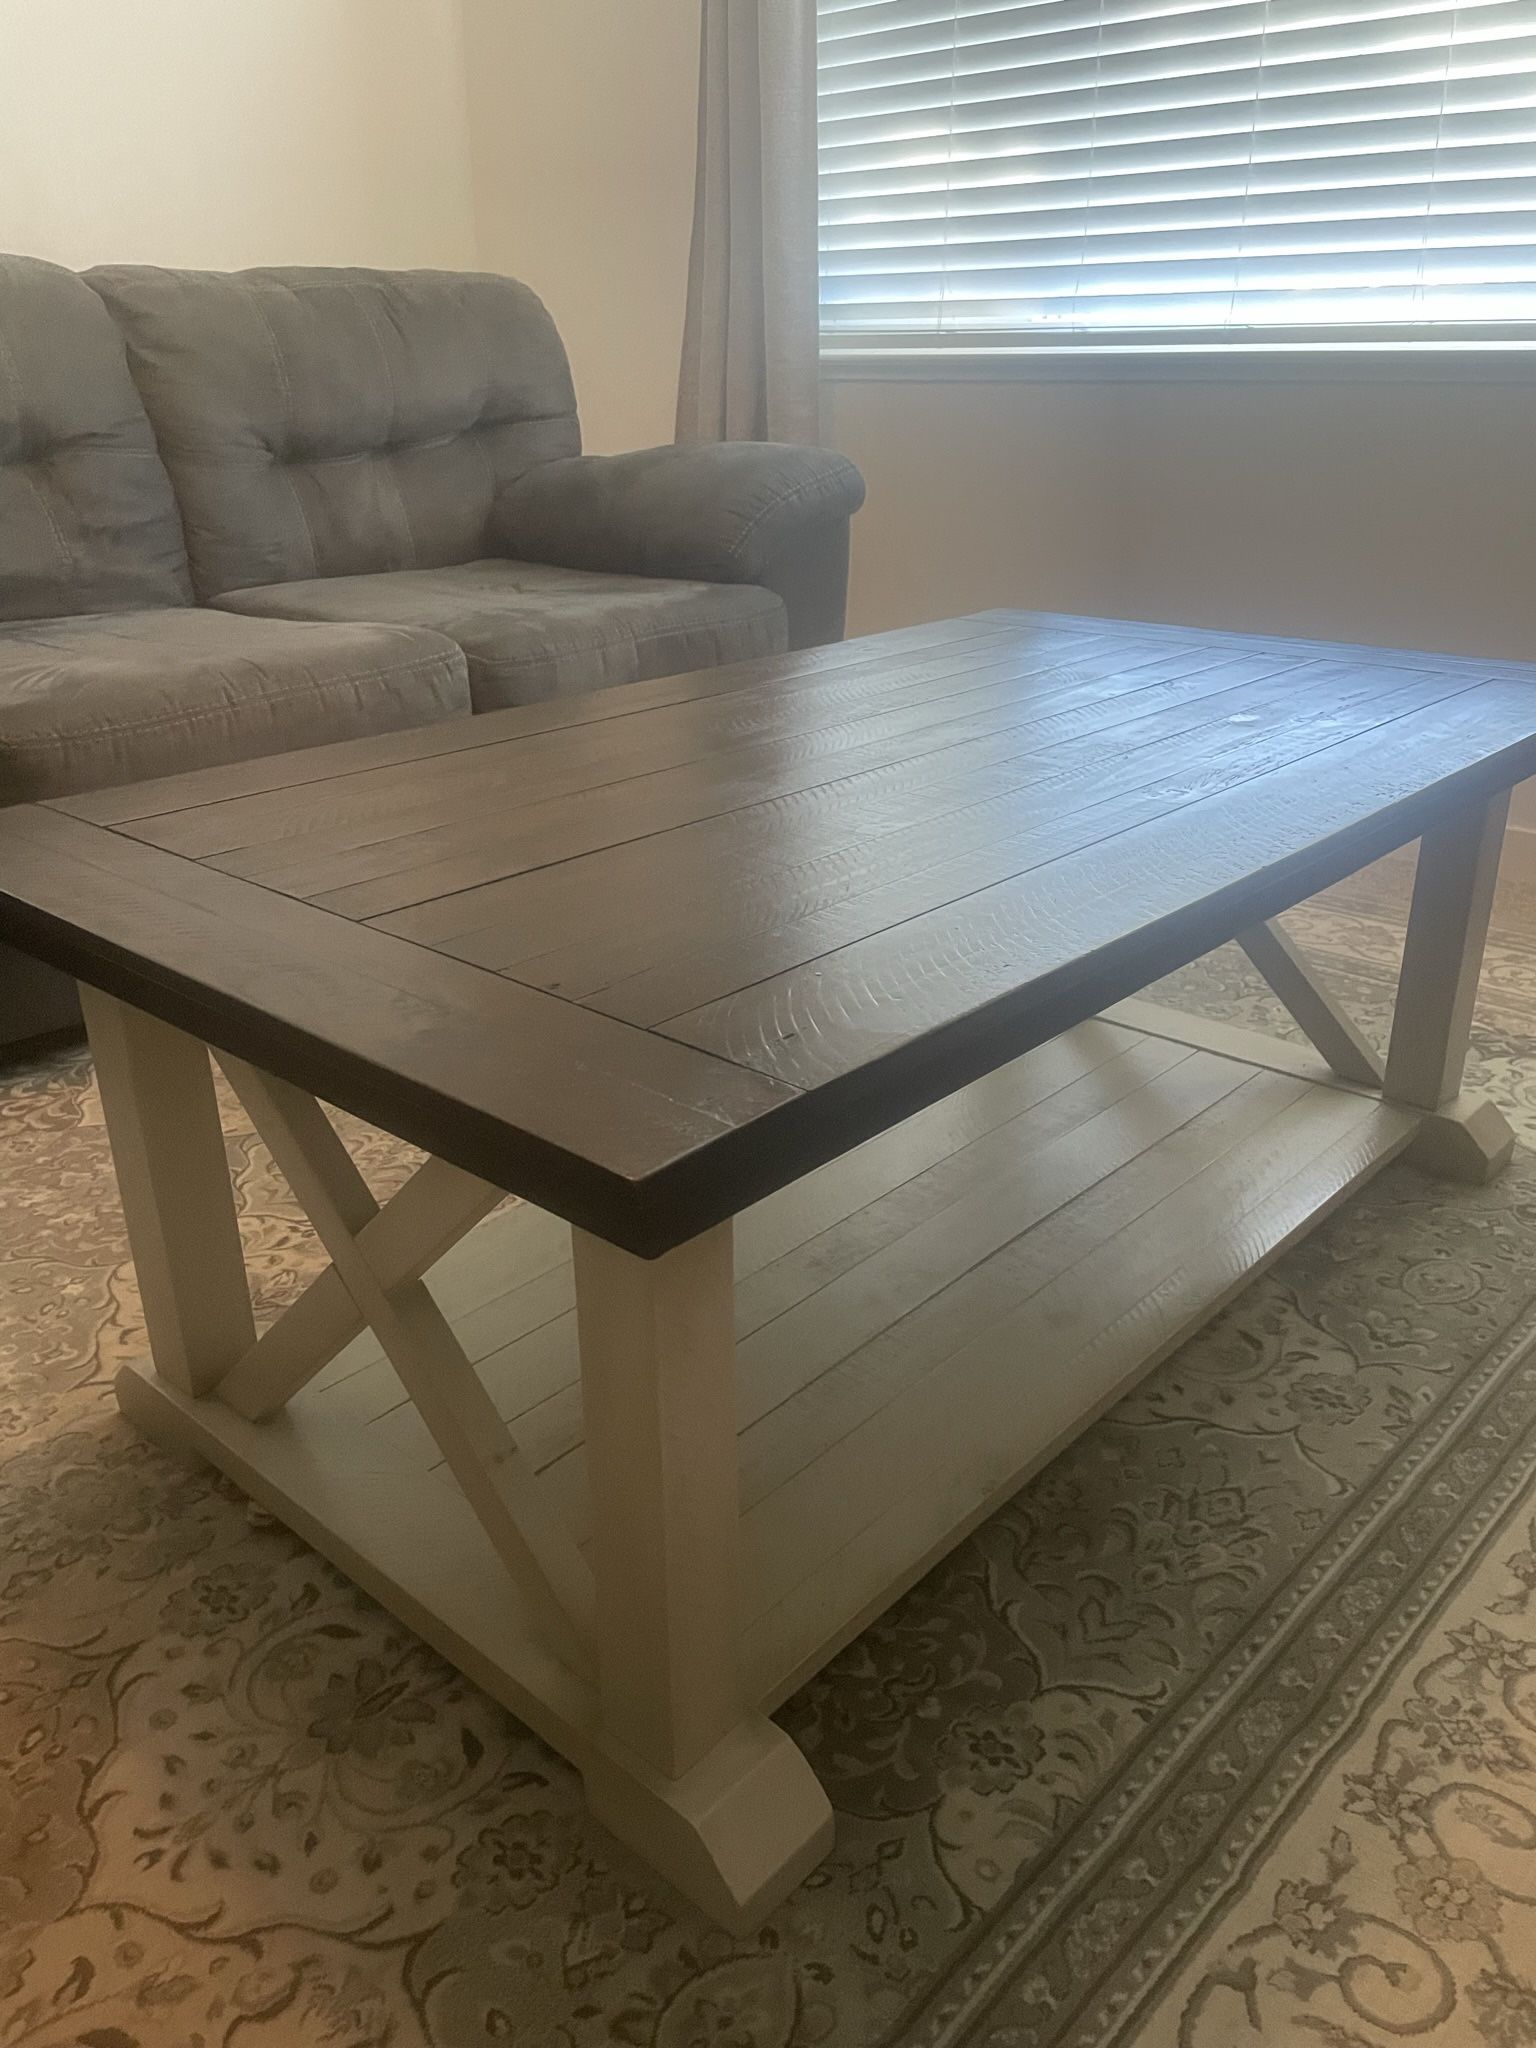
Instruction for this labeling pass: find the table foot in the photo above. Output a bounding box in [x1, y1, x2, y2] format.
[1404, 1094, 1515, 1183]
[585, 1717, 834, 1933]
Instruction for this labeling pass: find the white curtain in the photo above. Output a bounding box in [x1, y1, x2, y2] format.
[676, 0, 820, 445]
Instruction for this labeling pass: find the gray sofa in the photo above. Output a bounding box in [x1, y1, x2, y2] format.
[0, 254, 865, 1048]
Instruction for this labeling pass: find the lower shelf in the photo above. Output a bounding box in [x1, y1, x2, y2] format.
[120, 1013, 1417, 1743]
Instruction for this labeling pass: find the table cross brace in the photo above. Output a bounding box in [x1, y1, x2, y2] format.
[216, 1153, 504, 1422]
[216, 1054, 596, 1676]
[1236, 916, 1384, 1087]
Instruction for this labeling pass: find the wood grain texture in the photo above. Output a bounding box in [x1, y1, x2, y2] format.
[57, 616, 1017, 828]
[296, 658, 1306, 916]
[1235, 919, 1384, 1087]
[347, 1030, 1201, 1479]
[372, 644, 1302, 964]
[524, 660, 1471, 1025]
[216, 1155, 504, 1422]
[1385, 790, 1510, 1109]
[80, 989, 255, 1397]
[665, 681, 1536, 1089]
[217, 1054, 596, 1672]
[0, 805, 795, 1254]
[137, 1030, 1414, 1718]
[739, 1088, 1415, 1700]
[197, 631, 1192, 878]
[5, 611, 1535, 1253]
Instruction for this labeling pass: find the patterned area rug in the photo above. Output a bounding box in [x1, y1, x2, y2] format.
[4, 853, 1536, 2048]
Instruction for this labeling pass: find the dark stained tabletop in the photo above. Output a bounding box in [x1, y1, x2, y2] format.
[6, 609, 1536, 1255]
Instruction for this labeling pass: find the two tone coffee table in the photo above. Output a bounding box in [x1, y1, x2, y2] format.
[1, 610, 1529, 1928]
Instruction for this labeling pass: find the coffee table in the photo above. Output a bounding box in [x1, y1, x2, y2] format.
[1, 610, 1529, 1928]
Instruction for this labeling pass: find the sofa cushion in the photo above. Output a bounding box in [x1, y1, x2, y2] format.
[0, 610, 469, 804]
[87, 265, 581, 599]
[0, 253, 191, 621]
[212, 559, 788, 710]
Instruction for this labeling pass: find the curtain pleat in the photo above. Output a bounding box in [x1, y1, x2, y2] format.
[678, 0, 822, 441]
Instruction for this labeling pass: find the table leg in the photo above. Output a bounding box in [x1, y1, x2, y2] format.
[572, 1223, 833, 1930]
[81, 986, 254, 1396]
[86, 1002, 830, 1923]
[1384, 790, 1516, 1181]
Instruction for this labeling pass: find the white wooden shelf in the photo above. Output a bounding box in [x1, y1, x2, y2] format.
[122, 1011, 1415, 1745]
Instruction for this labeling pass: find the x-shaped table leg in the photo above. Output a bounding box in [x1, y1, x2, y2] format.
[214, 1054, 595, 1674]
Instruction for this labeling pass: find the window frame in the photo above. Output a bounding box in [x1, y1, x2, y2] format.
[814, 0, 1536, 366]
[819, 328, 1536, 375]
[818, 337, 1536, 383]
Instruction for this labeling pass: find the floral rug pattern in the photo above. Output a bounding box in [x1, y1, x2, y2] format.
[3, 853, 1536, 2046]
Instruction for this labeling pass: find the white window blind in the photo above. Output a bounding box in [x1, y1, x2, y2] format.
[817, 0, 1536, 345]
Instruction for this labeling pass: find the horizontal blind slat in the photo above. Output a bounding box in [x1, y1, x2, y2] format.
[817, 0, 1536, 337]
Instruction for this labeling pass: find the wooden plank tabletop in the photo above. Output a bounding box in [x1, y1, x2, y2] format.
[6, 609, 1536, 1255]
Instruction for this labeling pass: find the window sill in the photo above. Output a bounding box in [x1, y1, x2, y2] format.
[820, 343, 1536, 387]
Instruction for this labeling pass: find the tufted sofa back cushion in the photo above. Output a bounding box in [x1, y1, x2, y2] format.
[0, 253, 192, 620]
[88, 266, 582, 600]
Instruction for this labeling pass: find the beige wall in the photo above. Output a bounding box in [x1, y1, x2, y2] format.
[461, 0, 700, 456]
[823, 376, 1128, 632]
[826, 370, 1536, 661]
[0, 0, 478, 271]
[0, 0, 698, 448]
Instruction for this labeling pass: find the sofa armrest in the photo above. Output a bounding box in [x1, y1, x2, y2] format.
[495, 442, 866, 649]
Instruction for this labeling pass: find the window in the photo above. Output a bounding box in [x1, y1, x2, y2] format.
[817, 0, 1536, 348]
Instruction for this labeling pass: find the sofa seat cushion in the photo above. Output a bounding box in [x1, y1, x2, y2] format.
[0, 609, 469, 804]
[211, 558, 788, 710]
